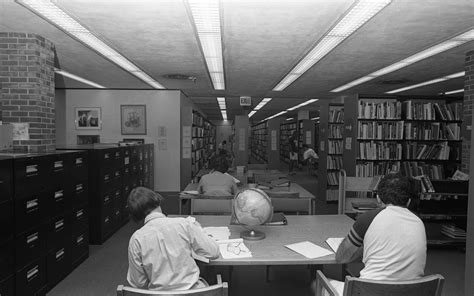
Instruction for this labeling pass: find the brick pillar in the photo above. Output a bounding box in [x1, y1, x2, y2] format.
[0, 32, 55, 153]
[462, 50, 474, 173]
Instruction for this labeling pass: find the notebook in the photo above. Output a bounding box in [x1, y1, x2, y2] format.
[285, 241, 333, 259]
[325, 237, 344, 252]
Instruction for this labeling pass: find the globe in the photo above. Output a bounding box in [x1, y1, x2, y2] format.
[233, 188, 273, 240]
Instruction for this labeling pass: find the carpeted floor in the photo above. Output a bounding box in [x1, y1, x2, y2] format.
[47, 169, 465, 296]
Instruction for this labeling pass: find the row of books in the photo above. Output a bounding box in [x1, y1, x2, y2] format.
[329, 108, 344, 123]
[192, 126, 214, 137]
[328, 125, 343, 138]
[441, 224, 466, 240]
[413, 175, 435, 193]
[356, 161, 401, 177]
[358, 142, 403, 160]
[327, 155, 343, 169]
[404, 122, 460, 141]
[403, 142, 450, 160]
[358, 100, 402, 119]
[327, 172, 340, 186]
[328, 140, 343, 154]
[191, 137, 213, 150]
[400, 162, 445, 180]
[358, 121, 404, 140]
[404, 101, 462, 121]
[326, 189, 339, 201]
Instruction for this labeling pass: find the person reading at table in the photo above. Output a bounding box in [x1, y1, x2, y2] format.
[197, 155, 238, 196]
[127, 187, 219, 291]
[314, 173, 426, 295]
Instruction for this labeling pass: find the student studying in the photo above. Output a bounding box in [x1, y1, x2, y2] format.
[197, 155, 239, 196]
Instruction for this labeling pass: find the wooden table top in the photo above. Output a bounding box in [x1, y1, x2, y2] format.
[193, 215, 353, 265]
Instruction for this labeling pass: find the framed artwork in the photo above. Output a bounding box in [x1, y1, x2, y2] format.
[121, 105, 147, 135]
[75, 107, 101, 130]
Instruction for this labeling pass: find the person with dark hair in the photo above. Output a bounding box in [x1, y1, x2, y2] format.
[197, 155, 238, 196]
[126, 187, 219, 290]
[313, 173, 426, 295]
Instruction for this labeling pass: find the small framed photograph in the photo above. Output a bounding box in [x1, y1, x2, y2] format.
[75, 107, 101, 130]
[121, 105, 147, 135]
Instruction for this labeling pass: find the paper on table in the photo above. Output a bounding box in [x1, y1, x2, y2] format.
[218, 238, 252, 259]
[203, 227, 231, 241]
[326, 237, 344, 253]
[182, 190, 199, 195]
[285, 241, 333, 259]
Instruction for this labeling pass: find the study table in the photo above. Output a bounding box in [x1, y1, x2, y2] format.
[179, 182, 315, 215]
[193, 215, 353, 266]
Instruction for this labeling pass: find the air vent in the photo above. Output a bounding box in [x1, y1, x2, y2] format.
[379, 79, 411, 85]
[163, 74, 197, 82]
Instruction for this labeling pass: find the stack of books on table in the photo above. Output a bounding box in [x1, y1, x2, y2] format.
[441, 224, 466, 240]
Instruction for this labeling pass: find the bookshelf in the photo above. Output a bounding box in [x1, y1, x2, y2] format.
[191, 110, 216, 178]
[279, 120, 297, 164]
[250, 121, 268, 163]
[297, 119, 316, 164]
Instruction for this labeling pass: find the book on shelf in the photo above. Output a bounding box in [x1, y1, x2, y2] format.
[413, 175, 435, 193]
[452, 170, 469, 181]
[358, 100, 402, 119]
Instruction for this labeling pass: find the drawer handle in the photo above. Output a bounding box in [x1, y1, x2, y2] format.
[75, 157, 83, 165]
[76, 184, 83, 192]
[27, 232, 39, 244]
[104, 196, 110, 203]
[104, 153, 110, 159]
[54, 160, 63, 170]
[76, 209, 84, 218]
[115, 210, 120, 216]
[26, 199, 39, 211]
[55, 219, 64, 230]
[124, 157, 130, 165]
[115, 152, 120, 157]
[104, 217, 110, 223]
[26, 265, 39, 281]
[56, 248, 65, 260]
[26, 164, 38, 175]
[55, 190, 64, 200]
[77, 234, 84, 244]
[115, 191, 120, 197]
[104, 174, 110, 181]
[115, 171, 120, 177]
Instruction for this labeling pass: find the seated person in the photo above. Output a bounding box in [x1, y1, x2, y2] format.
[127, 187, 219, 290]
[314, 173, 426, 295]
[302, 144, 319, 164]
[197, 155, 238, 196]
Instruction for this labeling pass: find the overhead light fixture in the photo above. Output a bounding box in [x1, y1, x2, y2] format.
[221, 110, 227, 120]
[331, 27, 474, 92]
[265, 110, 288, 121]
[187, 0, 225, 90]
[311, 117, 320, 120]
[54, 68, 105, 88]
[442, 89, 464, 95]
[249, 98, 272, 118]
[216, 97, 227, 120]
[273, 0, 391, 91]
[16, 0, 165, 89]
[287, 99, 319, 111]
[386, 71, 464, 94]
[286, 118, 294, 121]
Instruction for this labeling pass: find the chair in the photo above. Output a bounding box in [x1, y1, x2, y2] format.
[190, 195, 234, 215]
[338, 169, 380, 215]
[314, 270, 444, 296]
[117, 275, 228, 296]
[247, 164, 268, 170]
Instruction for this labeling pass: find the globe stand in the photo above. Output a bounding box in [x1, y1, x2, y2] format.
[241, 229, 265, 241]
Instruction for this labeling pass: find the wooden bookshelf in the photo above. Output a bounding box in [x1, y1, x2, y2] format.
[297, 119, 316, 164]
[250, 121, 268, 163]
[191, 110, 216, 178]
[279, 120, 297, 164]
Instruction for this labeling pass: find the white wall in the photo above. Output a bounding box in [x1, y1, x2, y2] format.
[55, 89, 182, 191]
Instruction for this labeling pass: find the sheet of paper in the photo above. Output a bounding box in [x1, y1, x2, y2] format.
[326, 237, 344, 253]
[218, 238, 252, 259]
[203, 227, 231, 241]
[285, 241, 333, 259]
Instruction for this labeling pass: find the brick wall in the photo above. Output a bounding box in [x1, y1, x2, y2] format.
[0, 32, 55, 152]
[462, 50, 474, 173]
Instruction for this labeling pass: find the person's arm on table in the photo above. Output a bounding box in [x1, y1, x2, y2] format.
[188, 220, 220, 259]
[335, 236, 363, 264]
[127, 237, 149, 288]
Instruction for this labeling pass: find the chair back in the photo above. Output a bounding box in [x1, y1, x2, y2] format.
[253, 173, 286, 183]
[117, 275, 228, 296]
[343, 274, 444, 296]
[247, 164, 268, 170]
[338, 169, 380, 214]
[190, 195, 233, 215]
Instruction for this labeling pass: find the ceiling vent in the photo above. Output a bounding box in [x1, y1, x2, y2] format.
[163, 74, 197, 84]
[379, 79, 411, 85]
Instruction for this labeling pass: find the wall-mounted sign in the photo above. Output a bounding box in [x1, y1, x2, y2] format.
[240, 96, 252, 106]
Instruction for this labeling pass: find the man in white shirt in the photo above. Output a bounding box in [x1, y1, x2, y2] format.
[127, 187, 220, 290]
[314, 173, 426, 295]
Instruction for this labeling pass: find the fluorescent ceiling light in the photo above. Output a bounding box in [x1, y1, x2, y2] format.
[311, 117, 320, 120]
[273, 0, 390, 91]
[188, 0, 225, 90]
[221, 110, 227, 120]
[217, 97, 226, 111]
[248, 111, 257, 117]
[286, 118, 294, 121]
[249, 98, 272, 118]
[386, 71, 464, 94]
[17, 0, 165, 89]
[287, 99, 319, 111]
[331, 28, 474, 92]
[265, 110, 288, 121]
[443, 89, 464, 95]
[54, 68, 105, 88]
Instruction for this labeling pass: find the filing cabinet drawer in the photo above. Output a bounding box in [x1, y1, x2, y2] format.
[100, 209, 114, 239]
[71, 181, 88, 208]
[98, 168, 114, 190]
[0, 275, 14, 296]
[71, 206, 88, 233]
[112, 205, 122, 229]
[47, 245, 71, 288]
[15, 257, 46, 296]
[15, 224, 47, 270]
[15, 193, 46, 234]
[131, 146, 139, 163]
[122, 147, 131, 167]
[14, 156, 49, 196]
[122, 200, 130, 224]
[0, 201, 13, 243]
[100, 191, 114, 212]
[123, 166, 131, 180]
[48, 154, 67, 184]
[71, 228, 89, 262]
[112, 149, 122, 168]
[46, 214, 70, 251]
[0, 158, 13, 203]
[0, 240, 14, 280]
[112, 168, 123, 187]
[97, 149, 115, 168]
[46, 185, 71, 217]
[112, 187, 122, 207]
[70, 152, 88, 181]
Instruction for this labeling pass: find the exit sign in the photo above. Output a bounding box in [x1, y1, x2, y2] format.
[240, 96, 252, 106]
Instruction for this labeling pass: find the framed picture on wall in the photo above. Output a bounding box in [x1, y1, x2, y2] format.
[75, 107, 102, 130]
[121, 105, 147, 135]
